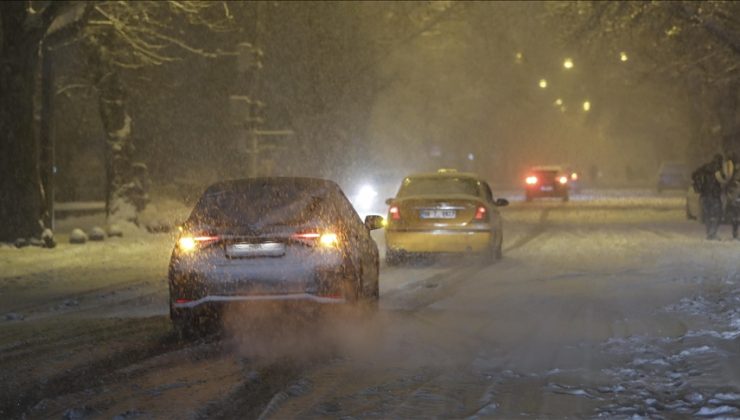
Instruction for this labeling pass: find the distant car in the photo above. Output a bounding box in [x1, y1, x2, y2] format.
[384, 169, 508, 265]
[168, 177, 384, 336]
[657, 162, 689, 192]
[563, 166, 582, 193]
[524, 165, 570, 202]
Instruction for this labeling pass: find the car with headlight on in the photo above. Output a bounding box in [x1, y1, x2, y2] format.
[524, 165, 570, 202]
[168, 177, 384, 336]
[384, 169, 508, 265]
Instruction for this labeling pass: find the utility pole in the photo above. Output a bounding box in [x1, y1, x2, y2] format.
[229, 6, 295, 178]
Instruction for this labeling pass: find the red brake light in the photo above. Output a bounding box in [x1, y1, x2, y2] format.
[474, 206, 488, 221]
[389, 205, 400, 220]
[292, 232, 321, 239]
[525, 176, 538, 185]
[194, 236, 219, 243]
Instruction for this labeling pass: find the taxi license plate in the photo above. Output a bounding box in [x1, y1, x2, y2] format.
[226, 242, 285, 258]
[420, 209, 456, 219]
[540, 186, 554, 191]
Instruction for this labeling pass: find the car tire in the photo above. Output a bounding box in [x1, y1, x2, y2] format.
[386, 249, 402, 266]
[495, 234, 503, 260]
[170, 306, 199, 340]
[484, 236, 503, 264]
[562, 194, 569, 202]
[525, 193, 533, 202]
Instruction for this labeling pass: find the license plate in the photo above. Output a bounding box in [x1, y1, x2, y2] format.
[420, 209, 456, 219]
[226, 242, 285, 258]
[540, 186, 554, 191]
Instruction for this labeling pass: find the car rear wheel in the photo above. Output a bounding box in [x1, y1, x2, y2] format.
[386, 249, 403, 266]
[525, 192, 533, 202]
[170, 306, 199, 340]
[484, 236, 502, 264]
[562, 194, 569, 202]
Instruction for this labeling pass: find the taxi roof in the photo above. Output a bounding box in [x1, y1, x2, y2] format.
[403, 171, 482, 181]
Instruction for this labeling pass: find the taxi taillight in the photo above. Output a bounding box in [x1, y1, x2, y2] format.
[474, 206, 488, 222]
[389, 205, 400, 220]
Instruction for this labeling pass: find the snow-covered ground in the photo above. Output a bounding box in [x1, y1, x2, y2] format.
[1, 190, 738, 418]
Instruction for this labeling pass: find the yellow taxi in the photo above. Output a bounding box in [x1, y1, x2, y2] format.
[384, 169, 508, 265]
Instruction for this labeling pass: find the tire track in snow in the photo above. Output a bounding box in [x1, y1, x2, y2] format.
[504, 207, 552, 253]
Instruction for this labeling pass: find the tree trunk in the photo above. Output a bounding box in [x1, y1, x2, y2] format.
[96, 69, 149, 225]
[0, 6, 47, 242]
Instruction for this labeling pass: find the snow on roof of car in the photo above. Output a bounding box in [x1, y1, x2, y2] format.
[205, 177, 340, 194]
[404, 171, 481, 180]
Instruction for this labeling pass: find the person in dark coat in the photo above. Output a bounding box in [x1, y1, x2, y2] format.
[692, 154, 723, 240]
[721, 152, 740, 239]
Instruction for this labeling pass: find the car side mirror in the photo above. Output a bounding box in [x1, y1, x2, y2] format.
[385, 198, 394, 205]
[494, 198, 509, 207]
[364, 215, 385, 230]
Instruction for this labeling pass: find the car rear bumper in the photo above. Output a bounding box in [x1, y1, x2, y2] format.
[169, 249, 348, 303]
[172, 293, 346, 309]
[526, 185, 568, 196]
[386, 229, 492, 253]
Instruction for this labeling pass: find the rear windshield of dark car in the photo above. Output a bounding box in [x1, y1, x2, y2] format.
[659, 163, 687, 174]
[533, 170, 560, 179]
[397, 177, 480, 197]
[188, 181, 338, 228]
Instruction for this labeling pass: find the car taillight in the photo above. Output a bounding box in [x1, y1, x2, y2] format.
[474, 206, 488, 221]
[558, 176, 568, 184]
[389, 205, 400, 220]
[177, 235, 219, 252]
[525, 176, 538, 185]
[292, 232, 339, 248]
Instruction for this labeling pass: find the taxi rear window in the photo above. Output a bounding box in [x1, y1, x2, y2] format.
[397, 177, 479, 197]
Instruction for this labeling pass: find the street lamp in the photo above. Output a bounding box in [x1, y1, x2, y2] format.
[515, 52, 523, 63]
[583, 101, 591, 112]
[539, 79, 548, 89]
[563, 58, 574, 69]
[620, 51, 628, 62]
[554, 98, 563, 106]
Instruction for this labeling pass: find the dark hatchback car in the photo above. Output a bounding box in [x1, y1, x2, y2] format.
[168, 177, 384, 335]
[524, 165, 570, 202]
[657, 162, 689, 192]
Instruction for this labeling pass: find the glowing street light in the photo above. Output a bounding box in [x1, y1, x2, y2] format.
[539, 79, 548, 89]
[583, 100, 591, 112]
[620, 51, 628, 62]
[554, 98, 563, 106]
[515, 52, 523, 63]
[563, 58, 574, 69]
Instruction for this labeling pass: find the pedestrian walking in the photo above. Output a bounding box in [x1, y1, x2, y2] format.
[692, 154, 723, 240]
[721, 152, 740, 239]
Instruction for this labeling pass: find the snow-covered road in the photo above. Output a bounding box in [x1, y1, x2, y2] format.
[1, 191, 739, 418]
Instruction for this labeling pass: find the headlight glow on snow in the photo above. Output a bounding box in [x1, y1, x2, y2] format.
[355, 184, 378, 211]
